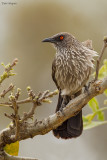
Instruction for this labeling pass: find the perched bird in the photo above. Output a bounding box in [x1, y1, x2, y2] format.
[42, 32, 97, 139]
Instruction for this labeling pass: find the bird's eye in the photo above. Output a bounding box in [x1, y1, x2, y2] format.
[59, 36, 64, 40]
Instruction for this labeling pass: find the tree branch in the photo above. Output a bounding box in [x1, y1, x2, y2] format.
[0, 59, 18, 85]
[0, 77, 107, 149]
[0, 84, 14, 98]
[0, 90, 58, 107]
[95, 36, 107, 80]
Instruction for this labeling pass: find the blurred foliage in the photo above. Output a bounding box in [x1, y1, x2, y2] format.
[88, 97, 104, 121]
[4, 141, 19, 156]
[104, 89, 107, 96]
[83, 120, 107, 130]
[83, 59, 107, 130]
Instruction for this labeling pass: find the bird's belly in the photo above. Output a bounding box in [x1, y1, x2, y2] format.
[55, 66, 90, 96]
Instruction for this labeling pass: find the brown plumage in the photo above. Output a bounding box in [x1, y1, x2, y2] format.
[42, 32, 97, 139]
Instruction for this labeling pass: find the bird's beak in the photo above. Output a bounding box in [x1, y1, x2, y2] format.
[42, 37, 55, 43]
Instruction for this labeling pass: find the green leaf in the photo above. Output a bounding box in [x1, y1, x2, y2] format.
[104, 100, 107, 105]
[82, 116, 89, 122]
[85, 113, 96, 121]
[88, 97, 104, 121]
[4, 141, 19, 156]
[88, 97, 99, 112]
[4, 123, 19, 156]
[98, 112, 104, 121]
[98, 59, 107, 79]
[93, 59, 107, 79]
[104, 89, 107, 96]
[84, 121, 107, 130]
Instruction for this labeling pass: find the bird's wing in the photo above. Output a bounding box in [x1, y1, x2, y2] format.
[52, 59, 59, 90]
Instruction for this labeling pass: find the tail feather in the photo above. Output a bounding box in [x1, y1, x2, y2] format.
[53, 91, 83, 139]
[67, 111, 83, 137]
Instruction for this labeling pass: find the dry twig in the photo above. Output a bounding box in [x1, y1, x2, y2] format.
[5, 58, 18, 73]
[0, 77, 107, 149]
[0, 84, 14, 98]
[95, 36, 107, 80]
[0, 59, 18, 85]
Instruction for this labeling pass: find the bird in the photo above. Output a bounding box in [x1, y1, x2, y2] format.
[42, 32, 98, 139]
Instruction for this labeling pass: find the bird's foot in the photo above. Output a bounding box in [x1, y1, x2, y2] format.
[59, 104, 66, 116]
[84, 84, 90, 94]
[71, 95, 75, 99]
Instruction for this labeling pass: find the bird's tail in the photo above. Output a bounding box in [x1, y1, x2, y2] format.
[53, 91, 83, 139]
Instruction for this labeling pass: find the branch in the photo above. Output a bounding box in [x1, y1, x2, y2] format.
[0, 77, 107, 148]
[0, 84, 14, 98]
[7, 94, 20, 140]
[4, 58, 18, 73]
[0, 59, 18, 85]
[21, 103, 37, 122]
[0, 90, 58, 107]
[95, 36, 107, 80]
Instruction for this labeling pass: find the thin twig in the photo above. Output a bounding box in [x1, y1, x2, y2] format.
[21, 103, 37, 122]
[15, 88, 21, 100]
[13, 101, 19, 139]
[0, 90, 58, 107]
[5, 58, 18, 73]
[0, 84, 14, 98]
[4, 113, 15, 120]
[9, 93, 20, 140]
[95, 36, 107, 81]
[0, 99, 32, 106]
[21, 89, 58, 122]
[0, 59, 18, 85]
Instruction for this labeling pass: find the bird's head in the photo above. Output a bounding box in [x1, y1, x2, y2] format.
[42, 32, 75, 49]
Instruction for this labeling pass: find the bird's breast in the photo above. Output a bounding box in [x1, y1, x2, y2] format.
[54, 52, 91, 95]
